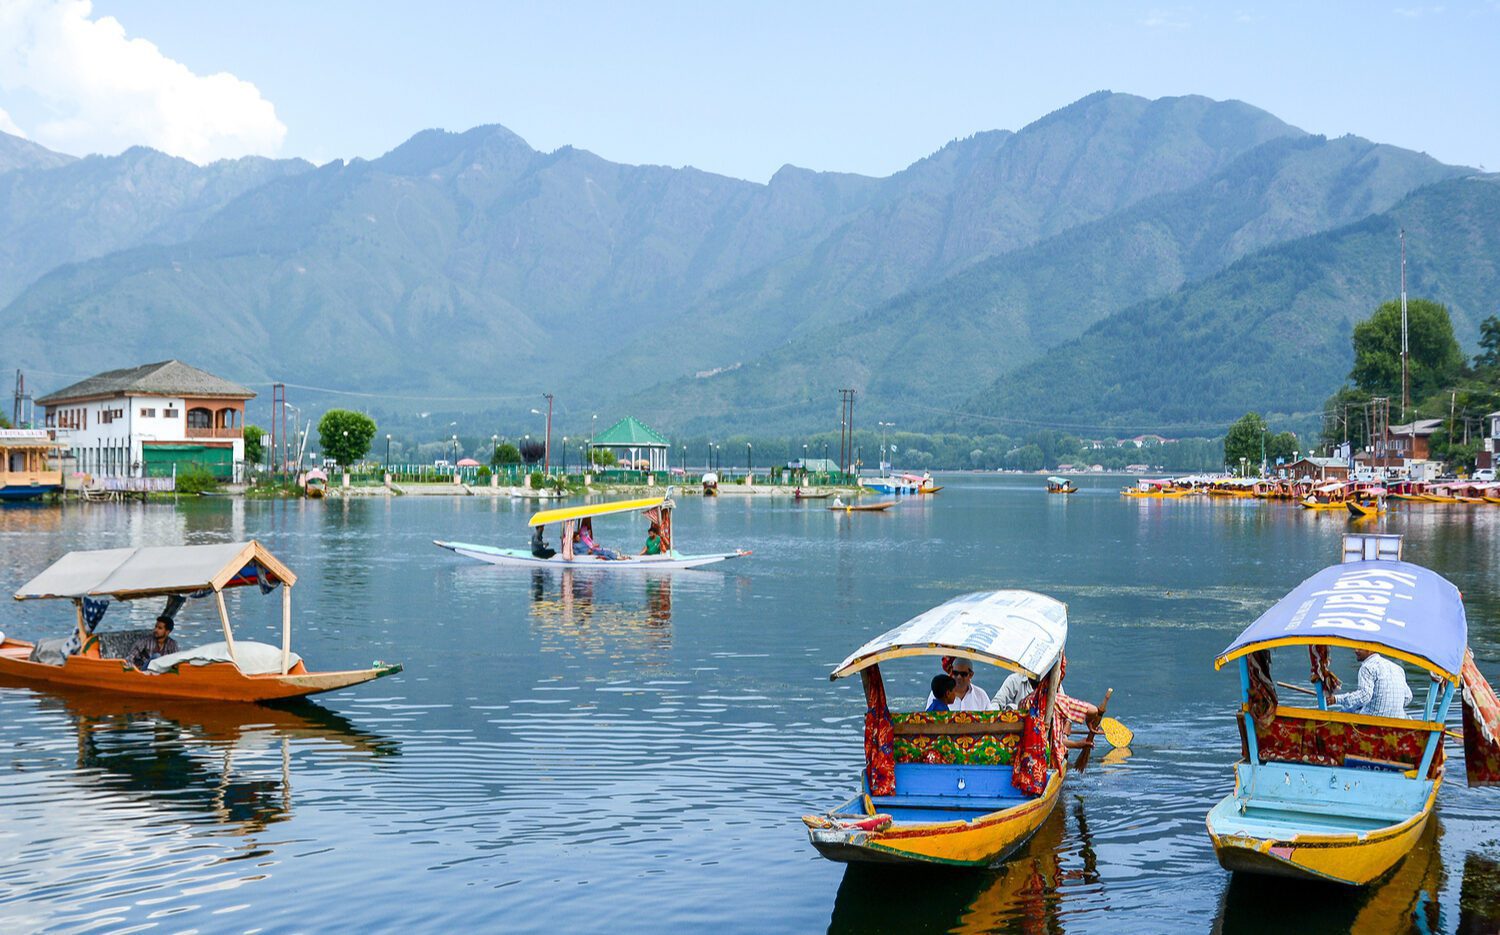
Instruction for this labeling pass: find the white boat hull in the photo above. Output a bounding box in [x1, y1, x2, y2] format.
[433, 540, 747, 570]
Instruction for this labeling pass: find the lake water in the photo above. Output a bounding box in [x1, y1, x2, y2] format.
[1, 475, 1498, 933]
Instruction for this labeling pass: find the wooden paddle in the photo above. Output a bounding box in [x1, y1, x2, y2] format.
[1100, 716, 1133, 749]
[1073, 688, 1112, 772]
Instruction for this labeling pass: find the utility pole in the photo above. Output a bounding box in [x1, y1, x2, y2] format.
[1400, 229, 1410, 422]
[837, 389, 857, 479]
[271, 383, 287, 477]
[542, 393, 554, 474]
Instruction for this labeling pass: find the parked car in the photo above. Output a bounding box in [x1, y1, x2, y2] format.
[1475, 468, 1496, 482]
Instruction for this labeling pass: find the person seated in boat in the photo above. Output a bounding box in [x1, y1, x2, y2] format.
[992, 671, 1035, 711]
[1333, 648, 1412, 718]
[832, 496, 844, 507]
[577, 523, 624, 561]
[922, 659, 991, 711]
[991, 671, 1102, 748]
[531, 526, 556, 559]
[640, 522, 664, 556]
[127, 616, 179, 671]
[927, 674, 957, 711]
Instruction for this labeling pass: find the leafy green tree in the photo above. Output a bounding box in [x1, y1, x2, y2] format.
[1267, 431, 1299, 465]
[588, 447, 617, 466]
[1350, 298, 1463, 401]
[1475, 315, 1500, 371]
[0, 413, 10, 429]
[490, 442, 521, 466]
[243, 425, 264, 466]
[1004, 444, 1044, 472]
[1224, 412, 1268, 473]
[317, 410, 377, 467]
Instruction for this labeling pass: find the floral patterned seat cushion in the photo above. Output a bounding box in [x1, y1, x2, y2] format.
[892, 710, 1023, 766]
[1240, 712, 1443, 778]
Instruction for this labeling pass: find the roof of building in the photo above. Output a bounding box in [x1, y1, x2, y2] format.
[591, 416, 669, 447]
[36, 360, 255, 405]
[1291, 456, 1347, 468]
[1388, 418, 1444, 436]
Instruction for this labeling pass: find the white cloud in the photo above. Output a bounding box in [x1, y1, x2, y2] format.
[0, 105, 24, 137]
[0, 0, 285, 162]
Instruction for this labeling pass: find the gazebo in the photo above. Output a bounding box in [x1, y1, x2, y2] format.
[591, 417, 670, 472]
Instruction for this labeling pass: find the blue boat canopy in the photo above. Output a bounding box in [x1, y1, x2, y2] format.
[1214, 560, 1467, 680]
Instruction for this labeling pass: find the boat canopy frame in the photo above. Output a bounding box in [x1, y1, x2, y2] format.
[13, 540, 302, 675]
[830, 590, 1067, 682]
[528, 495, 670, 528]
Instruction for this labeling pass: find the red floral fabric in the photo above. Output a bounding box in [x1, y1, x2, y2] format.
[1247, 650, 1278, 730]
[1012, 686, 1050, 795]
[862, 667, 895, 796]
[1461, 649, 1500, 787]
[1309, 645, 1342, 695]
[1241, 711, 1443, 777]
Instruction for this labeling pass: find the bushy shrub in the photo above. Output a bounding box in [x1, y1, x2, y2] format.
[176, 465, 219, 495]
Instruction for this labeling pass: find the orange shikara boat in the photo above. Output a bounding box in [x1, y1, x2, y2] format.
[2, 541, 401, 703]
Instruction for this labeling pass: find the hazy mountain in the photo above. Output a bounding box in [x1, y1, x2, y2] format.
[621, 133, 1468, 434]
[0, 146, 313, 305]
[966, 175, 1500, 434]
[0, 131, 73, 175]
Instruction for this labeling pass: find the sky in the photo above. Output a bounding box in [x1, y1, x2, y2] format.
[0, 1, 1495, 181]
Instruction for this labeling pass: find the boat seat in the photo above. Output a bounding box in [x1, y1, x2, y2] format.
[87, 629, 155, 660]
[1241, 707, 1444, 779]
[892, 710, 1023, 766]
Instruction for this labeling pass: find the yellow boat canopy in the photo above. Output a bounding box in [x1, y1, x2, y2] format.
[528, 496, 668, 528]
[830, 590, 1068, 681]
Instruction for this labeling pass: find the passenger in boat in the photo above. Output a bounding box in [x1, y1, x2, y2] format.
[640, 523, 664, 556]
[832, 496, 844, 507]
[531, 526, 556, 560]
[992, 671, 1035, 711]
[927, 674, 957, 711]
[1333, 649, 1412, 718]
[127, 616, 179, 671]
[577, 523, 624, 561]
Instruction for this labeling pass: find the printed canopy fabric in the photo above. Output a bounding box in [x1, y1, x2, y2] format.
[14, 542, 292, 600]
[1215, 561, 1466, 678]
[1461, 649, 1500, 787]
[832, 590, 1067, 680]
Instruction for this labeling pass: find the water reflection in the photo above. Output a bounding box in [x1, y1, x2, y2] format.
[1460, 854, 1500, 933]
[9, 684, 397, 834]
[1212, 819, 1443, 934]
[826, 797, 1106, 934]
[526, 569, 676, 660]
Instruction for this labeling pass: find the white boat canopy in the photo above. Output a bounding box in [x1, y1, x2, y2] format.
[830, 590, 1067, 681]
[14, 541, 295, 601]
[528, 496, 668, 528]
[1047, 476, 1069, 485]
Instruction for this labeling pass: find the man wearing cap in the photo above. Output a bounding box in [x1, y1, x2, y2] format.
[127, 616, 180, 671]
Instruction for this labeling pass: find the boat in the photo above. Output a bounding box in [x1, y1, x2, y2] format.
[828, 500, 895, 512]
[1205, 532, 1499, 886]
[0, 429, 64, 501]
[1345, 486, 1387, 518]
[860, 475, 922, 495]
[0, 541, 402, 702]
[1122, 478, 1189, 498]
[803, 590, 1078, 868]
[303, 468, 328, 499]
[434, 494, 749, 570]
[1299, 481, 1350, 510]
[701, 472, 718, 497]
[793, 487, 833, 500]
[1045, 476, 1078, 495]
[898, 472, 943, 494]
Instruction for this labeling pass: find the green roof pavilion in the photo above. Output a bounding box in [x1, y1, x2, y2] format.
[591, 416, 671, 472]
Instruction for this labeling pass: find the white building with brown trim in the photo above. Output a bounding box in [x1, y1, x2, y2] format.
[37, 360, 255, 480]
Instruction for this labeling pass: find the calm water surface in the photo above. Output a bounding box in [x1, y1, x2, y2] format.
[1, 476, 1498, 933]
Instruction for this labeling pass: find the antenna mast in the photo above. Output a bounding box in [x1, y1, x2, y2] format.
[1400, 229, 1409, 422]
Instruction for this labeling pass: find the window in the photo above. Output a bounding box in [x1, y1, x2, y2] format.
[187, 408, 212, 429]
[163, 409, 179, 419]
[140, 408, 156, 418]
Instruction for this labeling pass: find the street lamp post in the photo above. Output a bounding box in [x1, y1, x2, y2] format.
[879, 421, 894, 472]
[562, 437, 568, 474]
[1239, 456, 1248, 478]
[747, 442, 753, 480]
[385, 434, 392, 470]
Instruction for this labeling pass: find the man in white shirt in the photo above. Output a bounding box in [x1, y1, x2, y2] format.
[991, 671, 1036, 711]
[1334, 649, 1412, 718]
[925, 658, 991, 711]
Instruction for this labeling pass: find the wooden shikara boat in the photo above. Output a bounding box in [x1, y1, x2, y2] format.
[1205, 534, 1468, 886]
[1, 541, 402, 703]
[303, 468, 328, 499]
[1045, 476, 1078, 495]
[435, 495, 749, 570]
[828, 500, 895, 512]
[804, 591, 1074, 868]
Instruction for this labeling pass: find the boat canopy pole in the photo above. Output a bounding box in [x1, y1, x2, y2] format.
[72, 599, 86, 649]
[214, 590, 239, 665]
[1417, 681, 1454, 778]
[281, 582, 292, 675]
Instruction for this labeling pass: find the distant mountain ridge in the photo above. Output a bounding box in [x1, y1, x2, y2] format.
[0, 93, 1482, 440]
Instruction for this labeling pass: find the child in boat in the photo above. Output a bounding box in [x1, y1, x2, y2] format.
[927, 674, 957, 711]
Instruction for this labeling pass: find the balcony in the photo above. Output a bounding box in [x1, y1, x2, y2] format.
[185, 426, 243, 440]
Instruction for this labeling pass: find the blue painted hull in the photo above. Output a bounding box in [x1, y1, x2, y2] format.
[0, 484, 59, 501]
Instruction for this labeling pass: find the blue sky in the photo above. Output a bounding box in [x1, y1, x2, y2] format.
[3, 1, 1496, 180]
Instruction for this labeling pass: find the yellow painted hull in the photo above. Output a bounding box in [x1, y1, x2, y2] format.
[1299, 499, 1347, 510]
[1123, 490, 1188, 499]
[1207, 779, 1439, 886]
[810, 771, 1063, 868]
[1420, 495, 1457, 503]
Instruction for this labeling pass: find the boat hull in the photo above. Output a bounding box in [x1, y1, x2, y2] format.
[0, 484, 59, 501]
[1346, 500, 1383, 518]
[434, 540, 746, 570]
[0, 638, 400, 703]
[809, 771, 1062, 868]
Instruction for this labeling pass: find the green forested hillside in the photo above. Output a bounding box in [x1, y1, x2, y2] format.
[965, 176, 1500, 434]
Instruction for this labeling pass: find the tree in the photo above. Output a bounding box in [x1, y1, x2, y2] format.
[243, 425, 265, 466]
[0, 413, 10, 429]
[588, 448, 617, 466]
[317, 410, 377, 467]
[518, 438, 545, 466]
[1349, 298, 1463, 402]
[1476, 316, 1500, 372]
[1267, 431, 1299, 465]
[1223, 412, 1268, 473]
[490, 442, 521, 467]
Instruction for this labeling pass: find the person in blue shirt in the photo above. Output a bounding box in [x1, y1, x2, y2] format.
[927, 674, 957, 711]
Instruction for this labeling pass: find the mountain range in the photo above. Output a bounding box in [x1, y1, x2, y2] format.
[0, 91, 1488, 439]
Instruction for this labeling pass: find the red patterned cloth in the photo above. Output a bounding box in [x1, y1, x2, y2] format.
[1244, 712, 1443, 777]
[1011, 685, 1050, 796]
[862, 667, 895, 796]
[1246, 650, 1278, 730]
[1309, 645, 1342, 695]
[1461, 649, 1500, 787]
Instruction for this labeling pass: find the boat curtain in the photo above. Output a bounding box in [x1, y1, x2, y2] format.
[1461, 649, 1500, 787]
[1012, 655, 1065, 796]
[1247, 650, 1278, 730]
[1309, 645, 1342, 695]
[861, 666, 895, 796]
